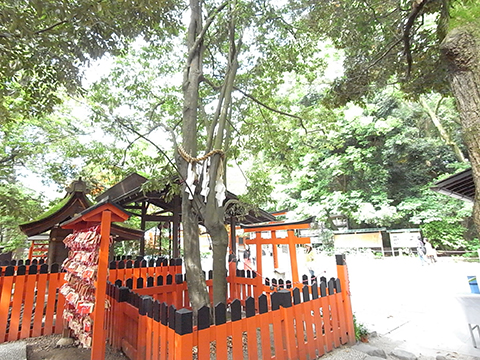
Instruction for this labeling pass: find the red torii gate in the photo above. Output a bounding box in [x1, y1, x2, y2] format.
[241, 217, 314, 299]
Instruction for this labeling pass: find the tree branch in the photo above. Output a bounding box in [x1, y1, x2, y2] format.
[147, 100, 166, 122]
[0, 19, 67, 38]
[233, 86, 308, 133]
[188, 2, 229, 64]
[201, 77, 242, 139]
[83, 99, 181, 177]
[0, 153, 17, 165]
[403, 0, 431, 78]
[113, 117, 186, 180]
[420, 95, 467, 163]
[367, 38, 403, 71]
[34, 20, 69, 35]
[119, 122, 165, 166]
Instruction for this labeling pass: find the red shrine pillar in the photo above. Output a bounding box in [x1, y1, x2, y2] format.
[254, 232, 264, 300]
[287, 230, 300, 286]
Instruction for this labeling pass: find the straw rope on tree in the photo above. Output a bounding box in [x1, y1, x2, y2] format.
[177, 144, 225, 163]
[178, 144, 227, 206]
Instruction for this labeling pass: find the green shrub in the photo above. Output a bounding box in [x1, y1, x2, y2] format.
[421, 220, 467, 250]
[462, 238, 480, 258]
[353, 315, 369, 341]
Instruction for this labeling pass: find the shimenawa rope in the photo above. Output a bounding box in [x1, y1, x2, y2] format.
[177, 145, 225, 163]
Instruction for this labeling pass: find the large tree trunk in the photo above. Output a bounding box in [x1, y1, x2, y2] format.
[204, 154, 229, 306]
[202, 20, 241, 306]
[181, 0, 210, 312]
[441, 25, 480, 230]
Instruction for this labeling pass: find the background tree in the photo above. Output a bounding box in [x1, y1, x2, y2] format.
[0, 184, 44, 253]
[0, 0, 180, 121]
[0, 0, 181, 255]
[286, 0, 480, 232]
[252, 89, 470, 229]
[3, 0, 477, 312]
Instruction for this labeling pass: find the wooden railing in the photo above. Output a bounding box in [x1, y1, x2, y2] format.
[0, 254, 355, 360]
[104, 255, 355, 360]
[108, 258, 183, 286]
[0, 257, 182, 344]
[0, 263, 65, 343]
[0, 258, 47, 269]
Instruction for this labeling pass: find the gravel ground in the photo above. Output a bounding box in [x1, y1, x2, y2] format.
[25, 334, 127, 360]
[320, 335, 480, 360]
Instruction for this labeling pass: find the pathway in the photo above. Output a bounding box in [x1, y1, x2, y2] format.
[346, 254, 480, 358]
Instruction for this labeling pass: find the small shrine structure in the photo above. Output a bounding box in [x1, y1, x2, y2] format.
[95, 173, 276, 256]
[60, 201, 129, 360]
[19, 174, 275, 265]
[18, 179, 143, 265]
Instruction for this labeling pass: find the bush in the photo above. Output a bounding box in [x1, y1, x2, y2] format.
[462, 238, 480, 258]
[421, 220, 467, 250]
[353, 315, 369, 341]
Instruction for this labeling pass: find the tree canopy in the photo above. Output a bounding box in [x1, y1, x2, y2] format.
[287, 0, 452, 106]
[0, 0, 180, 121]
[256, 89, 470, 230]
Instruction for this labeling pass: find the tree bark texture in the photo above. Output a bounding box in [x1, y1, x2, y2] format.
[441, 25, 480, 230]
[181, 0, 210, 312]
[181, 191, 210, 311]
[202, 19, 240, 306]
[203, 153, 229, 306]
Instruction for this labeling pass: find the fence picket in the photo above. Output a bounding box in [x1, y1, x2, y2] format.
[196, 305, 210, 360]
[174, 308, 193, 359]
[212, 302, 227, 359]
[20, 269, 38, 339]
[144, 296, 154, 360]
[8, 266, 27, 341]
[137, 300, 148, 360]
[272, 304, 286, 359]
[166, 326, 175, 360]
[31, 271, 48, 338]
[0, 267, 15, 342]
[334, 278, 348, 344]
[230, 299, 243, 360]
[43, 271, 63, 336]
[151, 301, 160, 360]
[327, 278, 341, 348]
[297, 297, 313, 359]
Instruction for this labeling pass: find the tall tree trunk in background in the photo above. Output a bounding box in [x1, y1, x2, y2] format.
[180, 0, 235, 310]
[419, 96, 467, 163]
[180, 0, 210, 312]
[441, 25, 480, 231]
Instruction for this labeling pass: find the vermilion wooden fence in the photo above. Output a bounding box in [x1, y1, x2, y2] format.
[0, 256, 182, 344]
[0, 254, 354, 360]
[0, 263, 65, 343]
[104, 255, 355, 360]
[108, 258, 183, 285]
